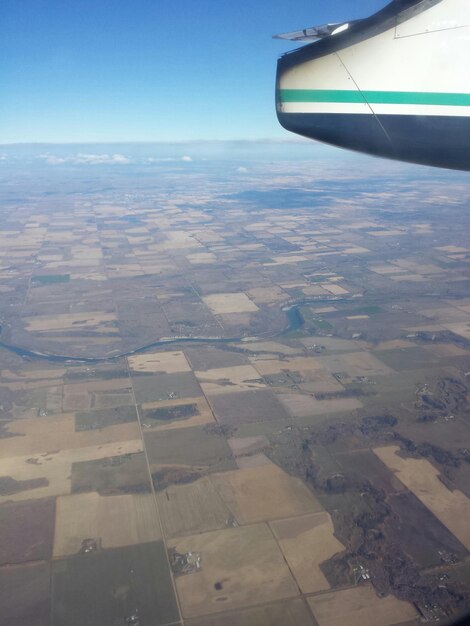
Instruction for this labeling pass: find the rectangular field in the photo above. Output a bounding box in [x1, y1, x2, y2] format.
[157, 475, 232, 537]
[0, 440, 144, 502]
[196, 364, 266, 396]
[141, 396, 215, 431]
[307, 585, 417, 626]
[210, 464, 322, 524]
[185, 599, 315, 626]
[0, 498, 55, 565]
[51, 541, 179, 626]
[0, 561, 51, 626]
[127, 350, 191, 373]
[374, 446, 470, 550]
[270, 512, 344, 593]
[171, 524, 298, 618]
[53, 492, 161, 556]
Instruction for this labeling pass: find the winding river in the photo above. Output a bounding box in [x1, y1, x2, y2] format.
[0, 298, 340, 364]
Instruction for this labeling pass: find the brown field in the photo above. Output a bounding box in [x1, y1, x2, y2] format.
[127, 350, 191, 373]
[218, 312, 253, 328]
[393, 259, 443, 274]
[442, 321, 470, 340]
[338, 351, 395, 376]
[141, 396, 215, 431]
[369, 264, 408, 275]
[342, 246, 370, 254]
[0, 561, 51, 626]
[280, 281, 308, 289]
[374, 446, 470, 550]
[0, 378, 64, 392]
[268, 254, 308, 265]
[63, 378, 130, 394]
[406, 323, 447, 334]
[0, 498, 55, 565]
[208, 389, 290, 425]
[185, 346, 249, 371]
[185, 599, 315, 626]
[61, 391, 92, 411]
[145, 425, 236, 474]
[186, 252, 217, 264]
[311, 306, 337, 313]
[4, 385, 64, 417]
[236, 341, 300, 355]
[196, 364, 266, 396]
[92, 390, 134, 409]
[390, 274, 425, 282]
[298, 369, 346, 394]
[236, 452, 272, 469]
[317, 351, 393, 377]
[307, 585, 418, 626]
[163, 230, 201, 249]
[420, 307, 470, 323]
[70, 271, 107, 280]
[422, 343, 470, 357]
[250, 356, 323, 376]
[337, 450, 406, 494]
[0, 439, 143, 502]
[321, 283, 349, 295]
[210, 464, 322, 524]
[61, 378, 133, 412]
[228, 436, 269, 457]
[278, 393, 362, 418]
[53, 492, 161, 556]
[250, 355, 344, 393]
[302, 285, 330, 296]
[157, 476, 232, 537]
[301, 337, 370, 352]
[270, 512, 344, 593]
[203, 293, 259, 314]
[37, 336, 119, 346]
[0, 415, 140, 457]
[247, 286, 287, 304]
[436, 245, 470, 253]
[171, 523, 298, 618]
[1, 367, 67, 384]
[24, 311, 117, 332]
[70, 451, 150, 495]
[372, 340, 417, 351]
[386, 491, 468, 569]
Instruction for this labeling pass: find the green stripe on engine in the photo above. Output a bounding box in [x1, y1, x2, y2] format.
[279, 89, 470, 106]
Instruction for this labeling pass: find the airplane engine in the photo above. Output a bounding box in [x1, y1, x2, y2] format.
[275, 0, 470, 171]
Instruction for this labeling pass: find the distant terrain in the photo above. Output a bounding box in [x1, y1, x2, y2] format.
[0, 143, 469, 626]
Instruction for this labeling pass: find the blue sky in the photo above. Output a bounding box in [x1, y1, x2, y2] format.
[2, 1, 387, 143]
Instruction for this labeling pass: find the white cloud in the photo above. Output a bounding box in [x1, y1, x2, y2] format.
[37, 152, 131, 165]
[0, 154, 8, 161]
[146, 157, 176, 163]
[181, 155, 192, 162]
[73, 153, 131, 164]
[236, 166, 248, 173]
[42, 155, 66, 164]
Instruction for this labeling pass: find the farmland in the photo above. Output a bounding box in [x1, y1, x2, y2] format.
[0, 144, 469, 624]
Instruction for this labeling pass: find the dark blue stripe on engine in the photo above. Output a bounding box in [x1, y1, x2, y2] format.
[276, 112, 470, 171]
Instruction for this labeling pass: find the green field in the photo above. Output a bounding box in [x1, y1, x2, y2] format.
[32, 274, 70, 285]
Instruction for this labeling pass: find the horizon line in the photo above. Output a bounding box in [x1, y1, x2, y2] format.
[0, 137, 311, 147]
